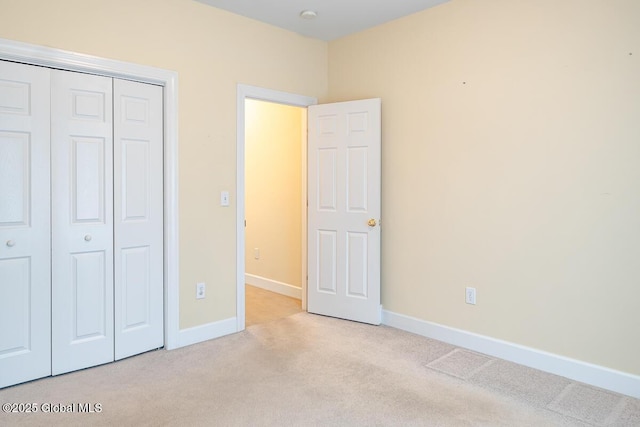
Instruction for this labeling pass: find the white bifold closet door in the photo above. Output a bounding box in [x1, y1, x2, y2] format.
[112, 78, 164, 361]
[0, 61, 164, 386]
[51, 70, 164, 375]
[51, 70, 115, 375]
[0, 61, 52, 388]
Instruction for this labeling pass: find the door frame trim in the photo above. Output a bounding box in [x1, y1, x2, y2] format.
[0, 37, 180, 350]
[236, 84, 317, 331]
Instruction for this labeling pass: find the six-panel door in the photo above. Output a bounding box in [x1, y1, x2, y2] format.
[307, 98, 382, 325]
[0, 60, 164, 386]
[0, 61, 52, 388]
[113, 79, 164, 360]
[51, 70, 115, 375]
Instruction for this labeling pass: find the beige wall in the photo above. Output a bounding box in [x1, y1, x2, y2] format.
[0, 0, 328, 329]
[245, 99, 303, 287]
[328, 0, 640, 375]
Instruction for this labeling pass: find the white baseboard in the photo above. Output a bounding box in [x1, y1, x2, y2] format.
[245, 273, 301, 299]
[177, 317, 237, 348]
[382, 310, 640, 399]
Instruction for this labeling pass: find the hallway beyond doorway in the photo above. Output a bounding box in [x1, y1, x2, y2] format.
[245, 285, 302, 327]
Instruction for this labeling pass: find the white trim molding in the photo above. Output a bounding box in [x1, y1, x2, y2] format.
[245, 274, 302, 299]
[0, 37, 180, 351]
[177, 318, 237, 348]
[236, 84, 317, 332]
[382, 310, 640, 399]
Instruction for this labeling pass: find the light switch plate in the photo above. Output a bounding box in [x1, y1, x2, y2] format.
[221, 191, 230, 207]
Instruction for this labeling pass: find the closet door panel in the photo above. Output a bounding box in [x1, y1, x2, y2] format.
[0, 60, 51, 388]
[51, 70, 114, 375]
[114, 79, 164, 359]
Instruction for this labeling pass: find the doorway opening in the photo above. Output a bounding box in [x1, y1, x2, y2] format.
[236, 85, 317, 331]
[244, 99, 306, 326]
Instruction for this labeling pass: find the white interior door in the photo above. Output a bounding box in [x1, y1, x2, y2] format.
[0, 61, 52, 387]
[113, 79, 164, 360]
[307, 98, 381, 325]
[51, 70, 115, 375]
[1, 61, 165, 387]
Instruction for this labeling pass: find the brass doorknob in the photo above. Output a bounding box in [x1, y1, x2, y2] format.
[368, 219, 377, 227]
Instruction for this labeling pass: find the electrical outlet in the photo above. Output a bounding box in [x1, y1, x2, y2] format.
[465, 287, 476, 305]
[254, 248, 260, 260]
[196, 282, 206, 299]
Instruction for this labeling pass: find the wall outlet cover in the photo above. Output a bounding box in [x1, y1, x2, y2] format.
[465, 287, 476, 305]
[196, 282, 206, 299]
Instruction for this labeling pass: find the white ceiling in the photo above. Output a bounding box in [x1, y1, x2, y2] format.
[195, 0, 450, 41]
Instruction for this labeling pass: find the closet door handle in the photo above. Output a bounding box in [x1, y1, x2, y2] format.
[84, 234, 92, 242]
[6, 240, 15, 247]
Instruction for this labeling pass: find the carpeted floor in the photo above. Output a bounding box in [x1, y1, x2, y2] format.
[0, 291, 638, 426]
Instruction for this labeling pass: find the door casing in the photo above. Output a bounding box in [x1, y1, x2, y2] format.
[236, 84, 317, 331]
[0, 37, 180, 350]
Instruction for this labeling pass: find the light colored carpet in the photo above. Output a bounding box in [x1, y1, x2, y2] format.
[1, 312, 638, 426]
